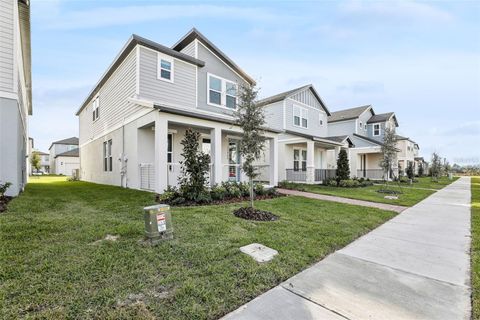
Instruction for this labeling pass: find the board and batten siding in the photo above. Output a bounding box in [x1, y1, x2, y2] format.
[79, 49, 138, 145]
[138, 46, 196, 108]
[0, 0, 14, 92]
[180, 40, 196, 57]
[290, 89, 323, 110]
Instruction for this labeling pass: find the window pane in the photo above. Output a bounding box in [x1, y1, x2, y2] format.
[302, 118, 308, 128]
[294, 149, 299, 160]
[209, 76, 221, 91]
[226, 96, 236, 109]
[96, 107, 99, 119]
[302, 150, 307, 160]
[294, 161, 299, 171]
[93, 111, 96, 121]
[160, 69, 171, 80]
[167, 134, 172, 152]
[109, 157, 112, 172]
[209, 90, 221, 105]
[301, 161, 307, 171]
[226, 82, 236, 96]
[161, 60, 171, 71]
[104, 158, 107, 171]
[294, 116, 300, 126]
[167, 153, 172, 163]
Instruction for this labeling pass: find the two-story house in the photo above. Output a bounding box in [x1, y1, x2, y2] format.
[76, 29, 279, 193]
[0, 0, 32, 196]
[396, 135, 419, 175]
[31, 150, 50, 174]
[259, 85, 353, 184]
[328, 105, 399, 180]
[48, 137, 79, 175]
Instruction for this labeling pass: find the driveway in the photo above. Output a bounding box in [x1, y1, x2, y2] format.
[223, 177, 471, 319]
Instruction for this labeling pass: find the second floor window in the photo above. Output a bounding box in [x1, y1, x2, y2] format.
[92, 96, 99, 121]
[208, 73, 237, 109]
[158, 54, 174, 82]
[103, 139, 112, 172]
[373, 124, 381, 136]
[293, 106, 308, 128]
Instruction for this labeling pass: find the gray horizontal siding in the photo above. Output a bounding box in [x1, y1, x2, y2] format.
[0, 0, 14, 92]
[285, 98, 328, 137]
[138, 46, 196, 108]
[180, 40, 196, 57]
[263, 101, 284, 131]
[327, 119, 356, 137]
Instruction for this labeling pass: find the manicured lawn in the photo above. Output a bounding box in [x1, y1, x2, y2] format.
[400, 176, 459, 190]
[284, 182, 436, 207]
[0, 176, 396, 319]
[471, 176, 480, 319]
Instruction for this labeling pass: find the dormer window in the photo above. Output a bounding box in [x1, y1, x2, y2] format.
[158, 54, 174, 82]
[373, 124, 381, 136]
[92, 96, 99, 122]
[207, 73, 237, 109]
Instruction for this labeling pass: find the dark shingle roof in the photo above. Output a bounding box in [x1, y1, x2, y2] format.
[284, 130, 346, 147]
[257, 84, 331, 115]
[352, 133, 384, 146]
[328, 105, 372, 123]
[55, 148, 79, 158]
[326, 135, 355, 147]
[172, 28, 255, 85]
[396, 134, 417, 144]
[367, 112, 398, 127]
[52, 137, 78, 145]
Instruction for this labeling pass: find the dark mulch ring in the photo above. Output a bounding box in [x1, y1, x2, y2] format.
[0, 196, 12, 213]
[233, 206, 279, 221]
[376, 189, 403, 195]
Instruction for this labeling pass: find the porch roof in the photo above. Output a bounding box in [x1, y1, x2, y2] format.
[284, 130, 348, 147]
[154, 103, 282, 134]
[352, 133, 384, 147]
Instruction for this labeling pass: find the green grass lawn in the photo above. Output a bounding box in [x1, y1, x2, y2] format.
[0, 176, 396, 319]
[400, 176, 459, 190]
[284, 182, 436, 207]
[471, 177, 480, 319]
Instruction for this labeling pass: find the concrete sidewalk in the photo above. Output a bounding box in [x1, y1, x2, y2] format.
[223, 177, 471, 320]
[277, 188, 407, 213]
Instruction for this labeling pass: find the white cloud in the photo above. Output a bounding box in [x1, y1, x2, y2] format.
[339, 1, 454, 23]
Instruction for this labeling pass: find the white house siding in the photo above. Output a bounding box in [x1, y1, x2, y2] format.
[0, 0, 14, 92]
[55, 156, 79, 176]
[327, 119, 356, 137]
[284, 97, 328, 137]
[263, 101, 284, 131]
[79, 49, 138, 146]
[196, 42, 248, 115]
[180, 40, 196, 57]
[138, 46, 196, 108]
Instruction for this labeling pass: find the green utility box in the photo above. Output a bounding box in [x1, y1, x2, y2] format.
[144, 204, 173, 244]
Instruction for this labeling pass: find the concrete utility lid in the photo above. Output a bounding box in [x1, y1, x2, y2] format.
[240, 243, 278, 262]
[384, 195, 399, 200]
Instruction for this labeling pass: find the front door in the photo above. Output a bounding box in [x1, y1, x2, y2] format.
[228, 139, 240, 182]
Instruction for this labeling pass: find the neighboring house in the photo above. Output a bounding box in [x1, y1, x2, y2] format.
[396, 135, 418, 175]
[54, 148, 79, 176]
[48, 137, 79, 174]
[0, 0, 32, 196]
[30, 151, 50, 174]
[260, 85, 353, 184]
[76, 28, 279, 193]
[328, 106, 399, 180]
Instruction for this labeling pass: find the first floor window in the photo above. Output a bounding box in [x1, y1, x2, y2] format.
[293, 149, 307, 171]
[103, 139, 112, 172]
[167, 134, 173, 171]
[293, 106, 308, 128]
[373, 124, 381, 136]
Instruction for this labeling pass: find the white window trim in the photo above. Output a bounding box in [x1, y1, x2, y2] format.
[157, 53, 174, 83]
[206, 72, 237, 110]
[293, 148, 307, 171]
[319, 114, 323, 126]
[359, 121, 363, 129]
[373, 123, 381, 136]
[167, 133, 174, 172]
[293, 105, 308, 129]
[92, 95, 100, 122]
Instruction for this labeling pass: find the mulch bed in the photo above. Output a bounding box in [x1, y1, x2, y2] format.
[0, 196, 12, 213]
[233, 207, 279, 221]
[156, 193, 284, 207]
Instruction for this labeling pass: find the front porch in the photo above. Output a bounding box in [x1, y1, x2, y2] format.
[136, 112, 278, 193]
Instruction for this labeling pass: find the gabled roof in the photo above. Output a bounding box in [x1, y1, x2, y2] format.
[395, 134, 417, 145]
[172, 28, 255, 85]
[55, 148, 79, 158]
[326, 135, 355, 148]
[367, 112, 399, 127]
[352, 133, 384, 147]
[76, 34, 205, 116]
[328, 105, 373, 123]
[49, 137, 79, 150]
[284, 130, 346, 147]
[257, 84, 331, 116]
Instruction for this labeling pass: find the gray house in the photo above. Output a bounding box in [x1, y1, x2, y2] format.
[48, 137, 79, 175]
[0, 0, 32, 196]
[328, 105, 399, 179]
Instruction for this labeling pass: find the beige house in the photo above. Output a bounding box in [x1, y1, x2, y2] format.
[396, 135, 420, 175]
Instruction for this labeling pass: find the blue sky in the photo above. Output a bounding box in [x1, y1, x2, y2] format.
[31, 0, 480, 165]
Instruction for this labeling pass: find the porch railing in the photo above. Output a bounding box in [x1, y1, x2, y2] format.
[356, 169, 385, 180]
[315, 169, 337, 182]
[286, 169, 307, 182]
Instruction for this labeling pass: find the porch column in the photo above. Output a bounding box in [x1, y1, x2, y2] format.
[306, 140, 315, 184]
[211, 128, 223, 185]
[154, 115, 168, 194]
[269, 137, 278, 186]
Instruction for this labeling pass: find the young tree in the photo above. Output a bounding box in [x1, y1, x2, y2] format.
[379, 127, 398, 181]
[430, 152, 442, 182]
[30, 152, 41, 173]
[234, 83, 266, 208]
[336, 149, 350, 181]
[178, 128, 211, 201]
[406, 161, 414, 180]
[418, 162, 424, 177]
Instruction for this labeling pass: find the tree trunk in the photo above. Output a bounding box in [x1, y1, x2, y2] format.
[249, 177, 254, 208]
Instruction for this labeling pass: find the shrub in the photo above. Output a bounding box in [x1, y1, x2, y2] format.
[195, 191, 212, 204]
[326, 179, 337, 187]
[406, 162, 414, 180]
[158, 186, 180, 204]
[238, 182, 250, 197]
[336, 149, 350, 181]
[210, 185, 227, 200]
[338, 179, 360, 188]
[254, 183, 265, 196]
[0, 182, 12, 198]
